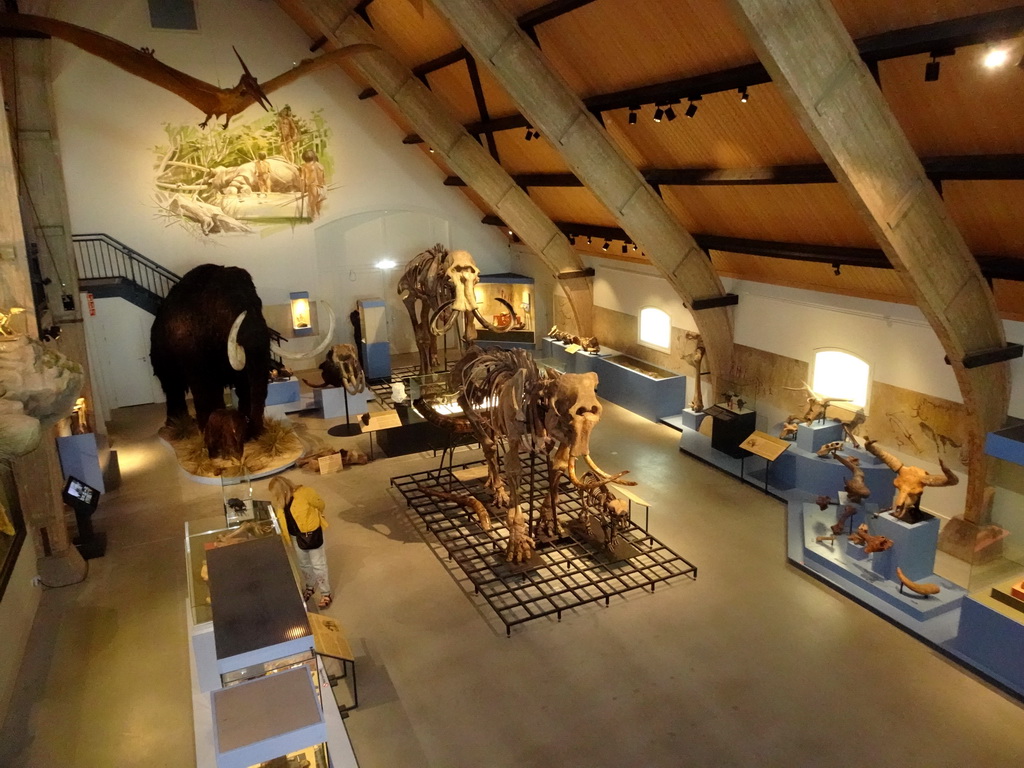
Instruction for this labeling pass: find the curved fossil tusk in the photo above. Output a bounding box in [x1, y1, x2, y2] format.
[419, 486, 491, 531]
[471, 306, 504, 333]
[274, 302, 336, 361]
[429, 299, 458, 335]
[227, 311, 247, 371]
[569, 456, 635, 489]
[583, 454, 638, 486]
[896, 566, 940, 596]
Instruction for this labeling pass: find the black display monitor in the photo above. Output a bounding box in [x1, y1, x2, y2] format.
[62, 476, 101, 515]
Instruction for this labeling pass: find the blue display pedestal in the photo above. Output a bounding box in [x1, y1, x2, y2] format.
[315, 388, 371, 420]
[266, 378, 300, 406]
[957, 585, 1024, 694]
[869, 511, 939, 581]
[796, 420, 844, 453]
[679, 409, 706, 431]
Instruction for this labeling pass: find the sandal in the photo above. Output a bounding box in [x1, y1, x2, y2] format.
[317, 593, 333, 610]
[302, 586, 315, 602]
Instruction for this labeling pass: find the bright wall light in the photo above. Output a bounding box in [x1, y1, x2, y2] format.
[812, 349, 870, 409]
[983, 48, 1009, 68]
[376, 258, 397, 270]
[638, 306, 671, 351]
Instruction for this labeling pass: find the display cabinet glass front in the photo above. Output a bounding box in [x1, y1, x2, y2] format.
[710, 377, 757, 414]
[184, 515, 281, 625]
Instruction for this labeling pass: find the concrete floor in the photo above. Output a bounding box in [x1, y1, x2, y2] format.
[2, 390, 1024, 768]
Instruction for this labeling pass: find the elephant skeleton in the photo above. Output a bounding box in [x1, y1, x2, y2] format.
[420, 347, 634, 562]
[864, 437, 958, 523]
[398, 245, 518, 374]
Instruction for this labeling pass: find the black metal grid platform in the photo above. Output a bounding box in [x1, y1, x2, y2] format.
[391, 455, 698, 635]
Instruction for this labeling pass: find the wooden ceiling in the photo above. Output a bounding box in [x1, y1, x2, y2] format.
[279, 0, 1024, 319]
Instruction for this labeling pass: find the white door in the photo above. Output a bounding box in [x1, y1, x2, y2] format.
[95, 297, 160, 408]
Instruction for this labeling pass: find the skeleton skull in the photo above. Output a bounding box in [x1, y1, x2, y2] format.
[545, 372, 602, 462]
[445, 250, 480, 312]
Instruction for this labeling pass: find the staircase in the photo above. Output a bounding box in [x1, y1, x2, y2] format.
[72, 233, 179, 314]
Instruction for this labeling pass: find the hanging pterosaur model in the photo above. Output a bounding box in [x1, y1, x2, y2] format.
[0, 12, 376, 128]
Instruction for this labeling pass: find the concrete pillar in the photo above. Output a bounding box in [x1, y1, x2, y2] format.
[726, 0, 1010, 551]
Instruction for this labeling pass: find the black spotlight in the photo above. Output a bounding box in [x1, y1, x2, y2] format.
[621, 244, 628, 254]
[925, 57, 940, 81]
[739, 86, 749, 103]
[525, 128, 534, 141]
[61, 293, 75, 311]
[587, 236, 592, 245]
[569, 234, 576, 245]
[632, 243, 638, 251]
[833, 263, 842, 276]
[653, 106, 664, 122]
[685, 100, 698, 118]
[665, 105, 677, 121]
[602, 240, 610, 251]
[628, 106, 638, 125]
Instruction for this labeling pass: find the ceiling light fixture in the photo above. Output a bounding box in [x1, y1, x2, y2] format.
[621, 243, 628, 254]
[653, 105, 664, 122]
[685, 95, 701, 118]
[628, 105, 639, 125]
[632, 243, 638, 251]
[587, 236, 592, 245]
[569, 234, 576, 245]
[739, 86, 749, 103]
[602, 240, 610, 251]
[665, 104, 677, 121]
[525, 127, 534, 141]
[925, 56, 940, 81]
[832, 263, 842, 276]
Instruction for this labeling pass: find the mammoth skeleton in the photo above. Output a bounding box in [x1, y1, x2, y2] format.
[398, 245, 518, 374]
[865, 438, 958, 523]
[418, 347, 633, 562]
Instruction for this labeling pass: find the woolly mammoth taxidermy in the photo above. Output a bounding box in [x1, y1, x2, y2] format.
[864, 437, 958, 524]
[150, 264, 334, 458]
[398, 245, 519, 374]
[416, 346, 634, 563]
[0, 13, 376, 129]
[303, 344, 365, 395]
[0, 332, 83, 459]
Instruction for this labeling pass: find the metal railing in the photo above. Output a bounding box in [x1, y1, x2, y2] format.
[72, 233, 180, 302]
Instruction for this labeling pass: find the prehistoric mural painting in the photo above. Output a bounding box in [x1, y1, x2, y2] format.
[865, 382, 967, 470]
[153, 107, 333, 236]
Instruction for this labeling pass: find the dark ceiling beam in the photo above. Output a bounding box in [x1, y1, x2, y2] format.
[403, 7, 1024, 142]
[447, 154, 1024, 186]
[481, 214, 1024, 281]
[359, 0, 597, 98]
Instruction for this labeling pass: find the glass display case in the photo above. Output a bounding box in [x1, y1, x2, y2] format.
[185, 515, 281, 626]
[709, 377, 757, 415]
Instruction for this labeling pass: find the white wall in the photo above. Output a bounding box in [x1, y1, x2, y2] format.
[46, 0, 508, 392]
[591, 260, 1023, 420]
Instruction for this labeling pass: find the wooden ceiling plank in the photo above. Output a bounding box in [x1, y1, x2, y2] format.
[432, 0, 736, 390]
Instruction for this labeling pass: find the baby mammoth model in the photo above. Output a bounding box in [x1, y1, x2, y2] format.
[398, 244, 518, 374]
[864, 437, 958, 523]
[303, 343, 366, 395]
[419, 346, 634, 562]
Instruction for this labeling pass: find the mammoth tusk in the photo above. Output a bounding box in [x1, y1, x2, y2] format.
[227, 311, 247, 371]
[896, 566, 941, 596]
[274, 302, 336, 361]
[583, 454, 638, 487]
[418, 486, 491, 531]
[568, 455, 635, 489]
[429, 299, 459, 335]
[471, 298, 519, 333]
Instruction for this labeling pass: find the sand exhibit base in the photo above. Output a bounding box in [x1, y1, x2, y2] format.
[158, 417, 303, 483]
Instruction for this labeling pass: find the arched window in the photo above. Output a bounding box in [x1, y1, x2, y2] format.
[638, 306, 671, 351]
[812, 349, 870, 409]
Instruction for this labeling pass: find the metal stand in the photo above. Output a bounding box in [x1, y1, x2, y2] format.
[391, 455, 698, 636]
[327, 388, 360, 437]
